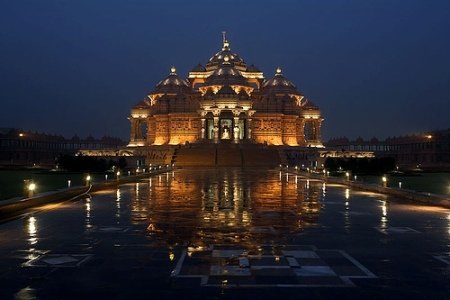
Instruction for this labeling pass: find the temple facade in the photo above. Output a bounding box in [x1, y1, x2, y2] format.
[128, 36, 323, 147]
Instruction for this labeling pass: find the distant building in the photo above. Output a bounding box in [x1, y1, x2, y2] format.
[128, 34, 324, 147]
[326, 129, 450, 170]
[0, 128, 125, 167]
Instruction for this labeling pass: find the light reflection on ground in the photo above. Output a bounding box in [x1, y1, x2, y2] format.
[131, 169, 322, 248]
[0, 168, 449, 299]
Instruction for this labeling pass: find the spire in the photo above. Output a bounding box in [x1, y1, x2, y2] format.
[275, 67, 282, 76]
[222, 31, 230, 50]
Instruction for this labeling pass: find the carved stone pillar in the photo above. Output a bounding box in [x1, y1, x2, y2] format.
[201, 118, 206, 139]
[296, 118, 306, 146]
[247, 110, 255, 140]
[128, 117, 141, 142]
[129, 117, 137, 142]
[233, 117, 240, 143]
[213, 117, 219, 143]
[311, 119, 323, 142]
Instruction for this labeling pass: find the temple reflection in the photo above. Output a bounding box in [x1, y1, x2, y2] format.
[130, 169, 322, 247]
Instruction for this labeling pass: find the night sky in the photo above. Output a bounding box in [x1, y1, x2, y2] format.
[1, 0, 449, 141]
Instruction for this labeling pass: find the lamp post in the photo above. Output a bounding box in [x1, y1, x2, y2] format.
[345, 172, 350, 181]
[85, 175, 91, 187]
[382, 176, 387, 188]
[116, 171, 121, 180]
[27, 182, 36, 198]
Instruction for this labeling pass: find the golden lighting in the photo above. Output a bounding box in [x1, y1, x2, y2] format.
[28, 183, 36, 191]
[169, 252, 175, 261]
[27, 216, 37, 245]
[19, 133, 24, 137]
[345, 188, 350, 200]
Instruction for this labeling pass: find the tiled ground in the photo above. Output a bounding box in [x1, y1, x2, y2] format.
[0, 168, 449, 299]
[172, 244, 376, 287]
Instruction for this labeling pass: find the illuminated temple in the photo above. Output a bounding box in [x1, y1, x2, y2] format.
[128, 35, 323, 147]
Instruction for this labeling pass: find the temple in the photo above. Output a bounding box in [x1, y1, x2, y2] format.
[128, 35, 323, 147]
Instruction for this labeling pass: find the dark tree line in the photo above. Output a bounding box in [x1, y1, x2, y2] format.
[324, 157, 396, 174]
[57, 155, 127, 172]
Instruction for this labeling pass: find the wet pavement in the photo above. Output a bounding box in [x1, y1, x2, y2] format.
[0, 168, 449, 299]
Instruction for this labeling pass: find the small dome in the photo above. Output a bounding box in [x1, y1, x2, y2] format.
[262, 67, 299, 94]
[153, 67, 189, 93]
[246, 64, 261, 72]
[190, 63, 206, 72]
[301, 98, 319, 109]
[133, 98, 149, 108]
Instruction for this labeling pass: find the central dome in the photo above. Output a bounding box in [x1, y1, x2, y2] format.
[205, 38, 247, 71]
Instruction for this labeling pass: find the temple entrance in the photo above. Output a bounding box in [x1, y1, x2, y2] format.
[220, 119, 232, 140]
[202, 110, 250, 143]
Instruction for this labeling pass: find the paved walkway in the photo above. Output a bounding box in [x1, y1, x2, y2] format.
[0, 169, 449, 299]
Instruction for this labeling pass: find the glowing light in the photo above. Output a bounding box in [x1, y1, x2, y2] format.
[105, 174, 108, 180]
[86, 175, 91, 182]
[399, 182, 402, 189]
[28, 216, 37, 245]
[170, 66, 176, 73]
[426, 135, 432, 139]
[345, 188, 350, 200]
[345, 172, 350, 180]
[19, 133, 24, 137]
[67, 180, 71, 188]
[28, 183, 36, 191]
[169, 252, 175, 261]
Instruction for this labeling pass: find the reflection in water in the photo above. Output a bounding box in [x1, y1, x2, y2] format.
[26, 216, 37, 246]
[344, 188, 350, 229]
[130, 169, 322, 248]
[115, 189, 121, 221]
[85, 196, 92, 230]
[380, 199, 388, 231]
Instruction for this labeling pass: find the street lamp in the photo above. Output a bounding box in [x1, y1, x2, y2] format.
[116, 171, 120, 180]
[85, 175, 91, 186]
[28, 182, 36, 198]
[382, 176, 387, 187]
[345, 172, 350, 181]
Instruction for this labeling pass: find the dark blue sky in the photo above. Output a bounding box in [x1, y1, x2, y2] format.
[1, 0, 449, 140]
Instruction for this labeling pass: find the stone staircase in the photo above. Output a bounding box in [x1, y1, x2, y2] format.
[171, 143, 281, 168]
